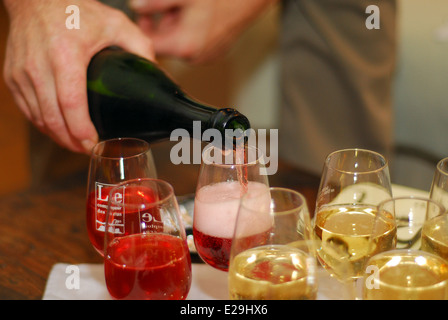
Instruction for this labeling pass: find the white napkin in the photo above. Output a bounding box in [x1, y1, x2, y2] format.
[43, 262, 349, 300]
[43, 263, 229, 300]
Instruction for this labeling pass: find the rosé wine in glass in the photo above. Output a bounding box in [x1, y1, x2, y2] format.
[193, 180, 270, 271]
[104, 178, 191, 300]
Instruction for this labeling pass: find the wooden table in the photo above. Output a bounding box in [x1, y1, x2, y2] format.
[0, 142, 320, 300]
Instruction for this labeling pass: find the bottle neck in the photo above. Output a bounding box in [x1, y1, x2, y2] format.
[177, 96, 249, 131]
[175, 95, 250, 147]
[175, 94, 217, 125]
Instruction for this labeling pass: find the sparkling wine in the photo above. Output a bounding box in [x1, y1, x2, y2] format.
[235, 145, 249, 194]
[421, 214, 448, 261]
[104, 233, 192, 300]
[229, 245, 317, 300]
[364, 250, 448, 300]
[86, 185, 158, 255]
[193, 181, 270, 271]
[192, 229, 232, 271]
[314, 204, 396, 279]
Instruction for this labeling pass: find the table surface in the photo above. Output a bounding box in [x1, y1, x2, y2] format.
[0, 142, 321, 300]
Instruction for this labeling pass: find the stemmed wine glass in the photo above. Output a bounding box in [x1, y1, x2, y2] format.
[313, 149, 394, 288]
[375, 196, 445, 251]
[363, 196, 448, 300]
[86, 138, 157, 255]
[193, 143, 269, 271]
[429, 157, 448, 210]
[363, 249, 448, 300]
[228, 187, 318, 300]
[103, 178, 192, 300]
[426, 157, 448, 260]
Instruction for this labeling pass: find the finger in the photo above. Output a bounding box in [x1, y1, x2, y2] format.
[51, 49, 98, 153]
[14, 46, 85, 153]
[11, 68, 46, 131]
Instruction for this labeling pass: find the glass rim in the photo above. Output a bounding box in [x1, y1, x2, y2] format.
[377, 195, 446, 213]
[91, 137, 150, 160]
[240, 186, 308, 216]
[201, 143, 265, 168]
[436, 157, 448, 177]
[108, 178, 175, 208]
[325, 148, 389, 174]
[365, 249, 448, 290]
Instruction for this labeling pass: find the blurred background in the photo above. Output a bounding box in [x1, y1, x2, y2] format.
[0, 0, 447, 196]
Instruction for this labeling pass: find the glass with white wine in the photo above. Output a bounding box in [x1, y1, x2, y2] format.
[429, 157, 448, 210]
[425, 157, 448, 260]
[314, 149, 394, 282]
[362, 196, 448, 300]
[377, 196, 445, 250]
[228, 187, 318, 300]
[363, 249, 448, 300]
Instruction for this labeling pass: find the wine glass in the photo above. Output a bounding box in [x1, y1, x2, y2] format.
[313, 149, 393, 284]
[430, 157, 448, 210]
[193, 143, 269, 271]
[426, 157, 448, 260]
[376, 196, 445, 251]
[103, 178, 192, 300]
[86, 137, 157, 255]
[228, 187, 318, 300]
[361, 196, 448, 300]
[363, 249, 448, 300]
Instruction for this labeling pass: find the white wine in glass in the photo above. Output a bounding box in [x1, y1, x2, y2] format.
[314, 203, 396, 279]
[314, 149, 394, 281]
[378, 196, 445, 253]
[363, 249, 448, 300]
[424, 157, 448, 260]
[421, 214, 448, 260]
[429, 157, 448, 210]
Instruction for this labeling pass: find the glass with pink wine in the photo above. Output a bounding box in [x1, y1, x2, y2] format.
[104, 178, 192, 300]
[193, 144, 269, 271]
[86, 138, 157, 256]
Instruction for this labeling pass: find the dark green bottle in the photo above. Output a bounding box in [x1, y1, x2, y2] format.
[87, 47, 250, 146]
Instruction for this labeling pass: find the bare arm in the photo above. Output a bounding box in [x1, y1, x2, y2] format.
[2, 0, 155, 153]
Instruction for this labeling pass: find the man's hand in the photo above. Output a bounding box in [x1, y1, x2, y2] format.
[3, 0, 155, 153]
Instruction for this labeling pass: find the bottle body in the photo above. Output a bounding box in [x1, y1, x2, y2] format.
[87, 47, 250, 144]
